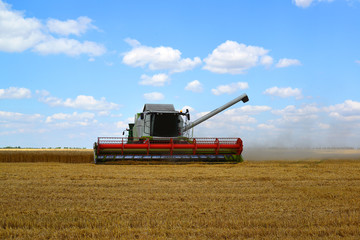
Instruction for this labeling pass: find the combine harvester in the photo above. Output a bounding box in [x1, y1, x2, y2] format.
[94, 93, 249, 164]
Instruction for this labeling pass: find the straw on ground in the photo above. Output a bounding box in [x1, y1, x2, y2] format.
[1, 161, 360, 239]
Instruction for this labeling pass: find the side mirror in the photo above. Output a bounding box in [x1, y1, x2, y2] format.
[186, 109, 190, 121]
[140, 113, 144, 120]
[123, 128, 129, 135]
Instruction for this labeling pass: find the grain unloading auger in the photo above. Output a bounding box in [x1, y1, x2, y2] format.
[94, 93, 249, 164]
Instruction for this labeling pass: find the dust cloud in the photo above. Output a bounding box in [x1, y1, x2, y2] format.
[243, 148, 360, 161]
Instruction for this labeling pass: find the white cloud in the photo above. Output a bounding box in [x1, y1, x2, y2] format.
[318, 123, 330, 129]
[224, 115, 257, 124]
[212, 82, 249, 95]
[33, 37, 106, 56]
[0, 111, 44, 136]
[139, 73, 170, 86]
[110, 113, 123, 118]
[293, 0, 334, 8]
[116, 121, 128, 129]
[124, 38, 141, 48]
[45, 114, 98, 128]
[143, 92, 164, 101]
[97, 111, 110, 116]
[203, 40, 272, 74]
[122, 38, 202, 73]
[46, 16, 96, 36]
[45, 112, 95, 123]
[35, 89, 51, 98]
[224, 105, 272, 115]
[329, 111, 360, 121]
[40, 94, 119, 111]
[252, 103, 356, 148]
[185, 80, 203, 93]
[326, 100, 360, 113]
[325, 100, 360, 121]
[293, 0, 314, 8]
[272, 104, 320, 122]
[276, 58, 301, 68]
[194, 110, 257, 130]
[0, 110, 41, 122]
[257, 123, 276, 130]
[187, 104, 270, 138]
[263, 86, 303, 99]
[0, 1, 45, 52]
[260, 55, 274, 67]
[181, 105, 195, 113]
[0, 87, 31, 99]
[0, 1, 105, 57]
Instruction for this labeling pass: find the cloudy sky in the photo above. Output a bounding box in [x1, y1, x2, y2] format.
[1, 0, 360, 148]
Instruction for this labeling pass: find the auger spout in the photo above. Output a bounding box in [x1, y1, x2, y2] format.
[183, 93, 249, 132]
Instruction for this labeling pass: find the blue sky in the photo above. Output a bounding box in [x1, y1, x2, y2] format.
[1, 0, 360, 148]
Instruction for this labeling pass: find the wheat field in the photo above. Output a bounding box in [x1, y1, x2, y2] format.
[1, 160, 360, 239]
[0, 149, 93, 163]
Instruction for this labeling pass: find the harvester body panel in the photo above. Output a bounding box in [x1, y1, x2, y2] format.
[94, 93, 249, 164]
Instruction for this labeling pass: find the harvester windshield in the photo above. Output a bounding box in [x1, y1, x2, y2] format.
[151, 113, 179, 137]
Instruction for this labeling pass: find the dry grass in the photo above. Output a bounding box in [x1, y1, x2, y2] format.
[1, 161, 360, 239]
[0, 149, 93, 163]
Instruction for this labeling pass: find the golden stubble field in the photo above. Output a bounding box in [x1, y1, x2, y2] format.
[1, 159, 360, 239]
